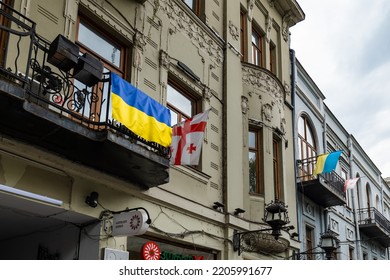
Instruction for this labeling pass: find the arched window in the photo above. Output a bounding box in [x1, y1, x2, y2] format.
[298, 115, 317, 177]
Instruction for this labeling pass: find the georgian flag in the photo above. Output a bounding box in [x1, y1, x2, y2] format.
[170, 110, 210, 165]
[344, 177, 360, 192]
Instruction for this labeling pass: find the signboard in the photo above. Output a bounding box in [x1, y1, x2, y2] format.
[112, 209, 149, 236]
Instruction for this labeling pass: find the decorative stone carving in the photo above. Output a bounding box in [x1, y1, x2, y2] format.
[242, 66, 285, 105]
[159, 50, 170, 69]
[282, 12, 291, 42]
[247, 0, 255, 21]
[203, 87, 212, 103]
[265, 15, 273, 43]
[280, 118, 286, 135]
[229, 20, 239, 41]
[159, 0, 223, 65]
[134, 30, 147, 50]
[262, 103, 273, 122]
[241, 96, 249, 114]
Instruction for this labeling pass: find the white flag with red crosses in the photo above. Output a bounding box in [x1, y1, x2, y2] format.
[170, 110, 210, 165]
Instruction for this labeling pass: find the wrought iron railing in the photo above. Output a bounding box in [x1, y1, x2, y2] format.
[0, 2, 169, 157]
[296, 156, 345, 198]
[357, 207, 390, 234]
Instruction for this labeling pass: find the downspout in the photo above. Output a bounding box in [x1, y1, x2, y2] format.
[348, 135, 362, 259]
[289, 47, 301, 244]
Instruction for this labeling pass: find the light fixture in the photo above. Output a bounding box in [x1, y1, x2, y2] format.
[233, 200, 294, 255]
[234, 208, 246, 216]
[263, 200, 291, 239]
[212, 201, 224, 211]
[0, 184, 63, 206]
[85, 191, 99, 208]
[319, 228, 339, 260]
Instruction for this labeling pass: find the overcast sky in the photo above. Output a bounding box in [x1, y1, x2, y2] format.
[290, 0, 390, 178]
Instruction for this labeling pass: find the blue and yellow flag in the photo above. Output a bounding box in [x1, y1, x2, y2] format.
[111, 73, 172, 147]
[313, 150, 342, 175]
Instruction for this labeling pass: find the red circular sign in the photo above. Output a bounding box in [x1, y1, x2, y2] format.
[142, 241, 161, 260]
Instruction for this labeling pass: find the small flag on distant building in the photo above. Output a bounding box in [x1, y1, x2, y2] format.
[111, 73, 172, 147]
[344, 177, 360, 192]
[313, 150, 342, 175]
[170, 110, 210, 165]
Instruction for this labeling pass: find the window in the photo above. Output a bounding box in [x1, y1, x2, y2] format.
[240, 9, 247, 62]
[75, 16, 127, 123]
[182, 0, 204, 18]
[270, 42, 277, 75]
[298, 115, 317, 178]
[273, 136, 282, 200]
[305, 226, 314, 260]
[251, 26, 264, 67]
[167, 79, 198, 126]
[349, 247, 354, 260]
[249, 128, 263, 195]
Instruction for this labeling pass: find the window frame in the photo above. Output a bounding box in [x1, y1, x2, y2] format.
[249, 127, 263, 195]
[251, 25, 265, 67]
[182, 0, 204, 19]
[273, 135, 283, 200]
[305, 225, 314, 260]
[75, 15, 128, 124]
[269, 41, 277, 75]
[240, 8, 248, 62]
[298, 115, 317, 178]
[167, 78, 200, 126]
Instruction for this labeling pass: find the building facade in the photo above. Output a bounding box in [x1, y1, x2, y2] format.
[0, 0, 304, 260]
[293, 57, 390, 260]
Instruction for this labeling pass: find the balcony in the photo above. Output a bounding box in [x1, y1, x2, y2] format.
[0, 3, 170, 189]
[357, 207, 390, 247]
[296, 158, 346, 207]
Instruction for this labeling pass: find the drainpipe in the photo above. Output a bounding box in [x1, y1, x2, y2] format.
[289, 48, 301, 243]
[348, 135, 362, 259]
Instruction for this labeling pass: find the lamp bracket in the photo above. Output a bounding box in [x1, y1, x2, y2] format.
[233, 227, 292, 255]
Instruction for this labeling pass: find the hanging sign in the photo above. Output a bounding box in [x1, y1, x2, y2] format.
[112, 209, 149, 236]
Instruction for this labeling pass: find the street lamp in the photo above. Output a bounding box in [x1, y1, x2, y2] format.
[319, 229, 339, 260]
[232, 200, 294, 255]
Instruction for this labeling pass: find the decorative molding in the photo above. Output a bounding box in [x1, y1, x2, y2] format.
[241, 96, 249, 115]
[159, 50, 170, 69]
[265, 15, 273, 43]
[203, 87, 212, 103]
[282, 12, 292, 42]
[330, 218, 339, 233]
[64, 0, 80, 38]
[247, 0, 255, 21]
[262, 103, 273, 122]
[229, 20, 239, 41]
[242, 65, 285, 105]
[159, 0, 223, 65]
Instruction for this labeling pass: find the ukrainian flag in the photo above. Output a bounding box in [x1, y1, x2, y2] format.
[313, 150, 342, 175]
[111, 73, 172, 147]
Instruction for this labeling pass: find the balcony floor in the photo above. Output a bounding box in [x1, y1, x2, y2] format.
[0, 79, 169, 189]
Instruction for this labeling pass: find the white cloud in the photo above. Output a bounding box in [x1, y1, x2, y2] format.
[291, 0, 390, 177]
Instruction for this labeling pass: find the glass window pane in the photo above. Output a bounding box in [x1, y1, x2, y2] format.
[249, 151, 257, 193]
[249, 131, 256, 148]
[78, 22, 121, 67]
[298, 116, 305, 137]
[167, 85, 192, 116]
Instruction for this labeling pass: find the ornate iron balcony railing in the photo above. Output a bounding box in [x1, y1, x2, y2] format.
[0, 2, 169, 157]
